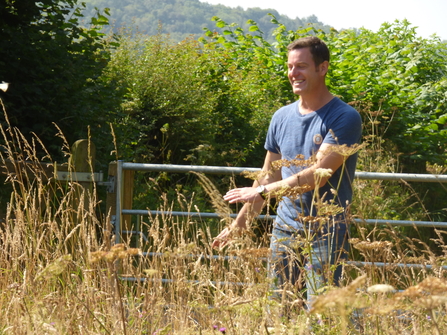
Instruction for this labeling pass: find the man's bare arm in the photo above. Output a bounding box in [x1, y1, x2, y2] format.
[222, 143, 346, 205]
[211, 151, 281, 249]
[277, 143, 345, 191]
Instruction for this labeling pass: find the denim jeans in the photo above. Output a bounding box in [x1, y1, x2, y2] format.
[269, 226, 349, 308]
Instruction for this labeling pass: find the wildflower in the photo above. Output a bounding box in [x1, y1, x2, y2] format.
[323, 142, 367, 158]
[212, 325, 226, 333]
[42, 323, 57, 332]
[314, 168, 333, 178]
[90, 245, 141, 263]
[367, 284, 395, 293]
[274, 184, 312, 200]
[316, 201, 344, 216]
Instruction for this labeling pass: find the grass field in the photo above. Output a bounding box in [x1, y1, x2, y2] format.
[1, 109, 446, 334]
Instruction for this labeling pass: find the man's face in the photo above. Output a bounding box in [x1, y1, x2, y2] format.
[287, 47, 327, 96]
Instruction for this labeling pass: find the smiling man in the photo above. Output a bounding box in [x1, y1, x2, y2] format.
[212, 36, 362, 308]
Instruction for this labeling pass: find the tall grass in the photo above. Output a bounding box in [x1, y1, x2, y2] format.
[1, 102, 447, 334]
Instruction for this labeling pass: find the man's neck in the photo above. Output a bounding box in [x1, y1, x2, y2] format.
[298, 90, 334, 115]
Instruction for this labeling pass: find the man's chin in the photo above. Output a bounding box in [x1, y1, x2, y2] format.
[292, 88, 303, 95]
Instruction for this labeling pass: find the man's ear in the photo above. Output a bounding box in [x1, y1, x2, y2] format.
[318, 61, 329, 76]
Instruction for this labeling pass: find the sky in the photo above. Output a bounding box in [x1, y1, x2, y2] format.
[199, 0, 447, 40]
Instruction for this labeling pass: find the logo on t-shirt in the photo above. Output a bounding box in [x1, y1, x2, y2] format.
[313, 134, 323, 145]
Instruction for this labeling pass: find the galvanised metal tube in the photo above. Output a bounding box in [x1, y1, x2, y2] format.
[120, 210, 447, 228]
[354, 171, 447, 183]
[122, 162, 257, 174]
[121, 162, 447, 183]
[346, 261, 447, 271]
[353, 218, 447, 228]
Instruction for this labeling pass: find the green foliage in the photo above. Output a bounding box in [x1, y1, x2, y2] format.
[103, 31, 216, 164]
[0, 0, 113, 160]
[326, 20, 447, 167]
[103, 22, 287, 168]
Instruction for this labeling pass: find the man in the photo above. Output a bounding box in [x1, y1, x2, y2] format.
[212, 36, 362, 306]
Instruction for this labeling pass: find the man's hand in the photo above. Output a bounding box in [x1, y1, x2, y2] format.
[211, 226, 232, 249]
[212, 223, 247, 249]
[212, 150, 280, 250]
[223, 187, 263, 204]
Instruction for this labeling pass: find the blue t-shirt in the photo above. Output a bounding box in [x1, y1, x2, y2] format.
[264, 97, 362, 232]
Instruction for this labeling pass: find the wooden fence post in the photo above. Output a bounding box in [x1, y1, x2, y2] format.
[68, 139, 96, 252]
[69, 139, 96, 209]
[122, 169, 135, 242]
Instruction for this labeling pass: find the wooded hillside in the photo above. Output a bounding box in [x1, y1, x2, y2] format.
[82, 0, 332, 41]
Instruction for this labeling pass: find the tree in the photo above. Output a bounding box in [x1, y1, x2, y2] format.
[0, 0, 112, 159]
[101, 30, 280, 167]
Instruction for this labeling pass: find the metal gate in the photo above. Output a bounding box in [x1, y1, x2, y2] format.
[112, 161, 447, 272]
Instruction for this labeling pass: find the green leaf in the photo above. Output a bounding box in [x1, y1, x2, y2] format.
[249, 25, 259, 32]
[216, 20, 226, 28]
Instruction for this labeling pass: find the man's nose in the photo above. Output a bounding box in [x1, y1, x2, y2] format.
[289, 67, 300, 77]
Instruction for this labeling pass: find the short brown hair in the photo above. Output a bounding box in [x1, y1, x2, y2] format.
[287, 36, 330, 66]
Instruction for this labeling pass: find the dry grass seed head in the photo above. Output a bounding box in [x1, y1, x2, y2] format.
[315, 201, 345, 217]
[349, 238, 393, 252]
[398, 276, 447, 297]
[90, 244, 140, 263]
[241, 169, 273, 181]
[394, 276, 447, 310]
[191, 171, 233, 225]
[323, 142, 368, 158]
[270, 154, 314, 172]
[34, 254, 73, 281]
[274, 184, 312, 200]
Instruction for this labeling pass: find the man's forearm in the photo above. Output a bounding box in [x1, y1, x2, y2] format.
[230, 200, 265, 230]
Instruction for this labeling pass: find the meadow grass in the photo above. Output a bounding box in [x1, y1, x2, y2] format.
[0, 107, 446, 334]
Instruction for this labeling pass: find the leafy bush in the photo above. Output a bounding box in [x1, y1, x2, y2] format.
[0, 1, 112, 159]
[103, 25, 287, 168]
[327, 21, 447, 167]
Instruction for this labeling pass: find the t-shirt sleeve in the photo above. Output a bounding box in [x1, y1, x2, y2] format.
[264, 110, 282, 154]
[323, 106, 362, 146]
